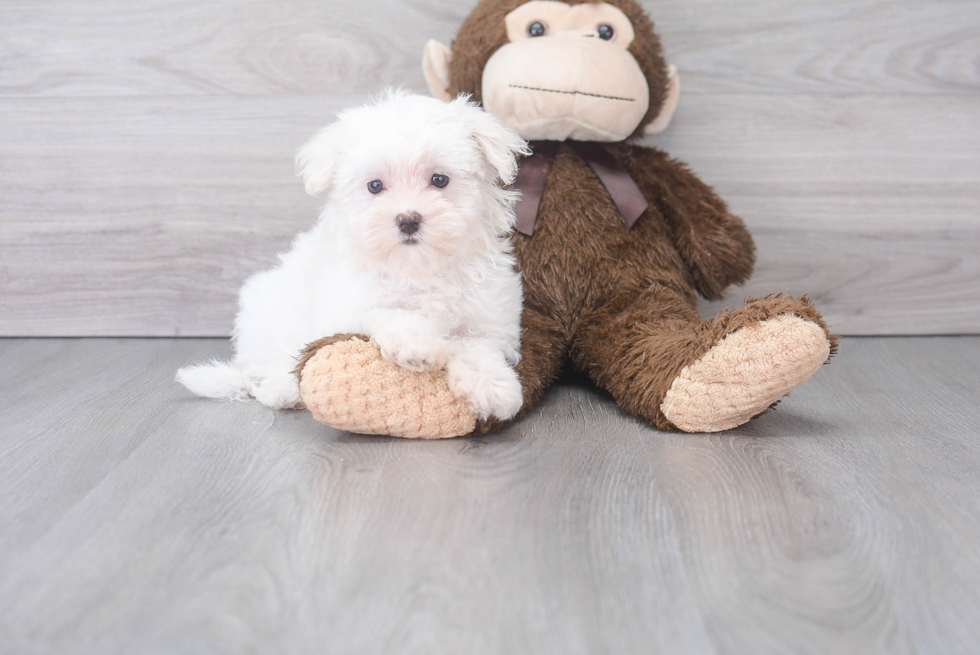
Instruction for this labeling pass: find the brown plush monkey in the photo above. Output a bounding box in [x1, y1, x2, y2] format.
[297, 0, 836, 438]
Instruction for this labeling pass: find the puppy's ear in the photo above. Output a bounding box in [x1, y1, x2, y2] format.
[296, 122, 345, 197]
[451, 95, 531, 185]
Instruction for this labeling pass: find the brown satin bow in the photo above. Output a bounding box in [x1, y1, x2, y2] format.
[511, 141, 650, 237]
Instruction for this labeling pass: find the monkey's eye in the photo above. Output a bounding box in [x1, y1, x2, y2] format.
[597, 24, 615, 41]
[368, 180, 384, 194]
[527, 21, 547, 38]
[431, 174, 450, 188]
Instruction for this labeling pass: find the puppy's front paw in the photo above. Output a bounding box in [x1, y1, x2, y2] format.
[373, 333, 449, 373]
[251, 374, 302, 409]
[446, 356, 523, 421]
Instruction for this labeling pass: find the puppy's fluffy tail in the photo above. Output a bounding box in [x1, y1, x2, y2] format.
[176, 361, 250, 401]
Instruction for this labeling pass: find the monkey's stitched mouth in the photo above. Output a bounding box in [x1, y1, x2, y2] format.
[509, 85, 636, 102]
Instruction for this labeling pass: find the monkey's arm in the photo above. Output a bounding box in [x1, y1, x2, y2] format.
[623, 144, 756, 301]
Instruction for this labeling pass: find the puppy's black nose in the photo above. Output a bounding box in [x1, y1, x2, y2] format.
[397, 212, 422, 236]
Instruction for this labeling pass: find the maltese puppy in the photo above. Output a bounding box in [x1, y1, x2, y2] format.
[177, 90, 530, 421]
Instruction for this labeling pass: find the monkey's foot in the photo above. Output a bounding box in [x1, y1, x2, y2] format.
[296, 335, 477, 439]
[661, 313, 833, 433]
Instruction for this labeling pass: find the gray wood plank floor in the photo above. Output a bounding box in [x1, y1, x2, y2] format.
[2, 0, 979, 337]
[1, 337, 979, 654]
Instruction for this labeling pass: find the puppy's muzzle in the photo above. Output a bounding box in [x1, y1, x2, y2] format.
[397, 212, 422, 237]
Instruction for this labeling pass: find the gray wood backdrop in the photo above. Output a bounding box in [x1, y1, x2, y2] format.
[1, 0, 978, 337]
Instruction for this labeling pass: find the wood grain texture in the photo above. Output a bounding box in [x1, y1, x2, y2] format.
[2, 94, 977, 336]
[0, 0, 979, 336]
[1, 337, 979, 654]
[2, 0, 976, 97]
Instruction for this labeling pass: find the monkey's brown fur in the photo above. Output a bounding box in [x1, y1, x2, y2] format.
[474, 142, 835, 432]
[455, 0, 836, 432]
[298, 0, 836, 435]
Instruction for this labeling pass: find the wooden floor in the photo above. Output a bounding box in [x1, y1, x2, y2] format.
[1, 337, 979, 654]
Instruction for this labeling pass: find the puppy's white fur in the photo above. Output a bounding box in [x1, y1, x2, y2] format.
[177, 90, 530, 421]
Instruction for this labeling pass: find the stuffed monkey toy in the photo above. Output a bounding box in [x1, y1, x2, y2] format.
[296, 0, 837, 439]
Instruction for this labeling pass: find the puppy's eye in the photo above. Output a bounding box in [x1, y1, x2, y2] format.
[527, 21, 547, 37]
[597, 24, 615, 41]
[431, 174, 450, 188]
[368, 180, 384, 194]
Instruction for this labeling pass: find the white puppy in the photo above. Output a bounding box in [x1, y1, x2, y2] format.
[177, 90, 530, 421]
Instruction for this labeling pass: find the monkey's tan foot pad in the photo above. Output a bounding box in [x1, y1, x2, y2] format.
[661, 315, 832, 433]
[298, 336, 477, 439]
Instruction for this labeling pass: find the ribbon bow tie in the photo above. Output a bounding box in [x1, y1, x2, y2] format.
[511, 141, 650, 237]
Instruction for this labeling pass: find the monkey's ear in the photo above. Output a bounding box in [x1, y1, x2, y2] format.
[645, 65, 681, 135]
[423, 40, 453, 103]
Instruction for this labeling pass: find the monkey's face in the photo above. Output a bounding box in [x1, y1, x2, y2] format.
[424, 0, 680, 142]
[482, 1, 648, 141]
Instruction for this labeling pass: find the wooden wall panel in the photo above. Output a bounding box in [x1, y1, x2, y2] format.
[1, 0, 978, 336]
